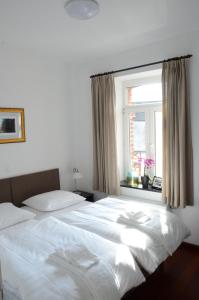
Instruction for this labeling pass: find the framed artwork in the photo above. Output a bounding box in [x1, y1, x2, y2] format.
[152, 176, 162, 190]
[0, 108, 26, 144]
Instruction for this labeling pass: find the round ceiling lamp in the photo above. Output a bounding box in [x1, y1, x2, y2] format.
[65, 0, 99, 20]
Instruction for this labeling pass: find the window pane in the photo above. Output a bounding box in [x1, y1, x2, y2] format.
[128, 83, 162, 105]
[129, 112, 146, 175]
[155, 111, 162, 177]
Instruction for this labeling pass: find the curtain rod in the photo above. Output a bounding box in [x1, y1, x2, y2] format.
[90, 54, 193, 79]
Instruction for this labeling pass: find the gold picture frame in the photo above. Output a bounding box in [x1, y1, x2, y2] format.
[0, 108, 26, 144]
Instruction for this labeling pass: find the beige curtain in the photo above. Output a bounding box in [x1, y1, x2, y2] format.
[162, 59, 193, 208]
[91, 74, 120, 195]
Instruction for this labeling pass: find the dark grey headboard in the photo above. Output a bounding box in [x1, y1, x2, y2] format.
[0, 178, 12, 204]
[0, 169, 60, 207]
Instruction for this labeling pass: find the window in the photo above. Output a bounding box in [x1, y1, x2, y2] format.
[123, 72, 162, 179]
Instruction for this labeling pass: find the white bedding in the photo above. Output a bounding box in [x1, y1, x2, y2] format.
[101, 197, 190, 252]
[23, 201, 168, 273]
[23, 197, 189, 275]
[57, 211, 168, 273]
[0, 216, 145, 300]
[10, 196, 189, 300]
[76, 198, 190, 255]
[22, 200, 89, 219]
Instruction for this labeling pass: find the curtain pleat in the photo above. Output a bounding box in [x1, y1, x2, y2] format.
[91, 75, 120, 195]
[162, 59, 193, 208]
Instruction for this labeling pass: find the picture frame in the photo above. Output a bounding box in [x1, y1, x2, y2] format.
[0, 108, 26, 144]
[152, 176, 162, 190]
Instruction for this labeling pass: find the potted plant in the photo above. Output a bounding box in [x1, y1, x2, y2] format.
[141, 158, 155, 189]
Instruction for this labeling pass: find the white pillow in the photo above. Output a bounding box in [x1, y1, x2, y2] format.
[23, 190, 86, 212]
[0, 203, 36, 230]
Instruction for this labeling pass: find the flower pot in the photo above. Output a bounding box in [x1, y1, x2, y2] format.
[141, 175, 149, 189]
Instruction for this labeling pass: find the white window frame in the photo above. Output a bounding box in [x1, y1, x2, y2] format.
[122, 76, 162, 179]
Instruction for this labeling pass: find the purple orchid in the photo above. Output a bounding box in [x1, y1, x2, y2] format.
[144, 158, 155, 169]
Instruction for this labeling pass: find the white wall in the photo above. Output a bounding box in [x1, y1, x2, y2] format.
[0, 47, 73, 190]
[69, 31, 199, 245]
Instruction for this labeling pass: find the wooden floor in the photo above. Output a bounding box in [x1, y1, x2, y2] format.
[123, 243, 199, 300]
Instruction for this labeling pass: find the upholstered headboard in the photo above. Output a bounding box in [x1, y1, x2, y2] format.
[0, 169, 60, 207]
[0, 179, 12, 204]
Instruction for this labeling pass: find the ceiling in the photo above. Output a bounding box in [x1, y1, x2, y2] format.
[0, 0, 199, 62]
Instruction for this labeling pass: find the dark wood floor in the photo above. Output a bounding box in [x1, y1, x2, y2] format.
[123, 243, 199, 300]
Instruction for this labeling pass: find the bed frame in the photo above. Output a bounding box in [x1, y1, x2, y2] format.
[0, 169, 60, 207]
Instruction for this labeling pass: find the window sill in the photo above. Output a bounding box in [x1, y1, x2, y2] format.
[120, 181, 162, 203]
[120, 180, 162, 193]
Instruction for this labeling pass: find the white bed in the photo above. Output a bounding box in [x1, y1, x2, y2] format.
[0, 193, 189, 300]
[22, 197, 190, 275]
[0, 170, 151, 300]
[0, 212, 145, 300]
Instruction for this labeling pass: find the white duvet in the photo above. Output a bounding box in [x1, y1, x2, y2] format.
[55, 198, 189, 274]
[0, 217, 145, 300]
[57, 211, 168, 274]
[96, 197, 190, 254]
[73, 199, 189, 256]
[22, 197, 190, 276]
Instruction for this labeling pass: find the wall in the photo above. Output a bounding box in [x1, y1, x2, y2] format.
[69, 31, 199, 245]
[0, 47, 73, 190]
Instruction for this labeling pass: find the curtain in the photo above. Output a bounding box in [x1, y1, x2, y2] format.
[162, 59, 193, 208]
[91, 74, 120, 195]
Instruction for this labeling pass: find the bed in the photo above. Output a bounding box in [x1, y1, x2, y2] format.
[0, 169, 189, 300]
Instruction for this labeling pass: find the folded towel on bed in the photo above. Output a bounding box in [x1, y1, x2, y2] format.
[57, 244, 99, 270]
[118, 211, 151, 225]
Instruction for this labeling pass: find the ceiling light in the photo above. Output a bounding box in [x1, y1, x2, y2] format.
[65, 0, 99, 20]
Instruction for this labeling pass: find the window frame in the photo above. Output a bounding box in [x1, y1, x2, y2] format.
[122, 77, 162, 179]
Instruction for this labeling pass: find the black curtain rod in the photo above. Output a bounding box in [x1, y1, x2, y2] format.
[90, 54, 193, 79]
